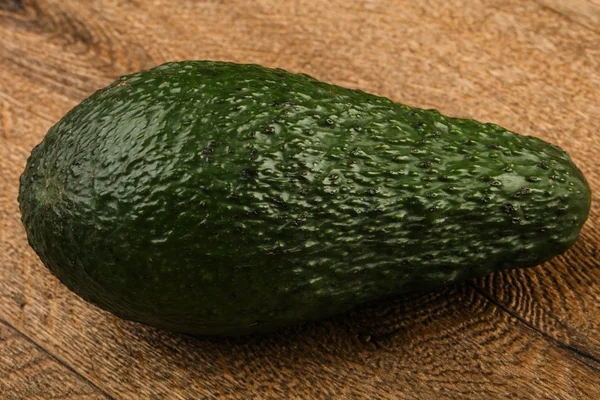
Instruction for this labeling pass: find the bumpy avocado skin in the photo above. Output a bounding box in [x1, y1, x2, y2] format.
[19, 61, 591, 335]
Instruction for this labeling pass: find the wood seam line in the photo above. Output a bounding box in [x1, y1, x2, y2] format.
[468, 282, 600, 372]
[0, 317, 117, 400]
[532, 0, 600, 35]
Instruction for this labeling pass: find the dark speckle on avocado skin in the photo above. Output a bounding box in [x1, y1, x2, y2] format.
[18, 61, 592, 336]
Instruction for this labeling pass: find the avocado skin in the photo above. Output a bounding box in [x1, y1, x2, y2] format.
[19, 61, 591, 335]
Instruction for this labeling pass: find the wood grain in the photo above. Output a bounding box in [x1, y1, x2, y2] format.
[1, 0, 599, 399]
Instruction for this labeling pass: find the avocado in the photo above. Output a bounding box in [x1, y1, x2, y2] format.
[19, 61, 591, 335]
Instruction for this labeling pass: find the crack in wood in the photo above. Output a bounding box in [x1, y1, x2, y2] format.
[0, 318, 116, 400]
[469, 282, 600, 372]
[534, 0, 600, 34]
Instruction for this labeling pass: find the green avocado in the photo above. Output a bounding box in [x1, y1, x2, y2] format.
[19, 61, 591, 335]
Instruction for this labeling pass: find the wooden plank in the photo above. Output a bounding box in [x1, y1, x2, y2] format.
[0, 319, 110, 400]
[1, 0, 599, 398]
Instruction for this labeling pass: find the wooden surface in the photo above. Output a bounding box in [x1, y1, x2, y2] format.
[1, 0, 599, 398]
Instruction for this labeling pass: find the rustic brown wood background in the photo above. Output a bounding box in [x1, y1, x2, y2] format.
[1, 0, 599, 399]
